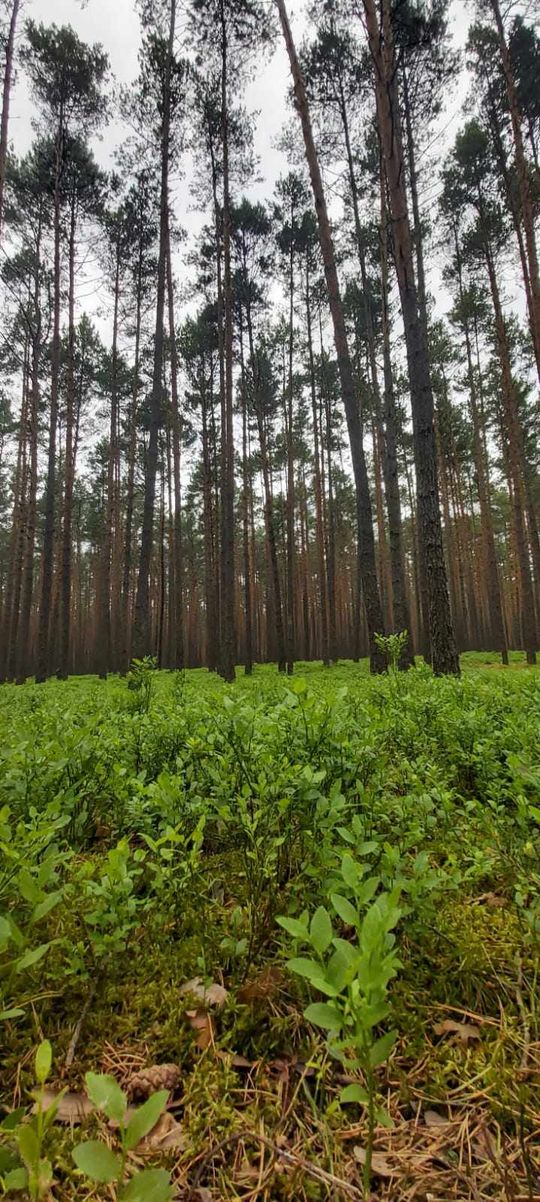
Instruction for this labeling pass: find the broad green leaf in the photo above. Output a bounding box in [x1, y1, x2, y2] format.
[18, 869, 41, 905]
[326, 946, 357, 992]
[120, 1168, 173, 1201]
[357, 877, 380, 907]
[0, 1107, 26, 1132]
[310, 907, 333, 954]
[84, 1072, 126, 1124]
[286, 958, 337, 995]
[360, 901, 384, 953]
[0, 1007, 25, 1020]
[124, 1091, 169, 1150]
[15, 943, 50, 973]
[341, 853, 360, 890]
[4, 1167, 28, 1191]
[276, 915, 308, 939]
[31, 892, 62, 924]
[72, 1140, 122, 1183]
[339, 1083, 369, 1105]
[369, 1030, 397, 1068]
[16, 1122, 40, 1167]
[304, 1002, 342, 1031]
[331, 894, 357, 926]
[0, 916, 12, 944]
[35, 1040, 52, 1085]
[0, 1145, 18, 1173]
[375, 1106, 395, 1129]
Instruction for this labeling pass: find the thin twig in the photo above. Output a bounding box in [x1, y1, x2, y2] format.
[189, 1129, 365, 1199]
[63, 977, 99, 1072]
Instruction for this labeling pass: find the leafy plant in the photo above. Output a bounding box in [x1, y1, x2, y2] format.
[0, 1040, 59, 1198]
[375, 630, 409, 675]
[278, 856, 402, 1196]
[73, 1072, 172, 1201]
[127, 657, 157, 714]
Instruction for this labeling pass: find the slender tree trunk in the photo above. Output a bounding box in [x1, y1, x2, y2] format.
[453, 227, 508, 662]
[379, 177, 415, 664]
[238, 314, 253, 674]
[488, 0, 540, 375]
[132, 0, 175, 657]
[306, 261, 329, 666]
[58, 194, 77, 679]
[0, 0, 20, 239]
[364, 0, 459, 675]
[217, 0, 235, 682]
[285, 236, 295, 674]
[276, 0, 385, 672]
[17, 224, 42, 683]
[166, 222, 184, 668]
[120, 248, 143, 674]
[485, 241, 537, 663]
[36, 117, 63, 683]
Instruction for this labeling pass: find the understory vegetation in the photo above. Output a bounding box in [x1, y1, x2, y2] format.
[1, 657, 540, 1200]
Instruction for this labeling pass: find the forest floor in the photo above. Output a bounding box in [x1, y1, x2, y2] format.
[1, 654, 540, 1201]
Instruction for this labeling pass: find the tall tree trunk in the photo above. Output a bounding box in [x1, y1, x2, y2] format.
[132, 0, 175, 657]
[120, 247, 143, 673]
[17, 221, 42, 683]
[306, 260, 329, 666]
[364, 0, 459, 675]
[488, 0, 540, 376]
[238, 314, 253, 675]
[58, 193, 77, 679]
[379, 177, 415, 664]
[485, 240, 537, 663]
[218, 0, 235, 682]
[453, 226, 508, 662]
[276, 0, 386, 672]
[36, 116, 63, 683]
[0, 0, 20, 239]
[166, 223, 183, 668]
[285, 236, 295, 674]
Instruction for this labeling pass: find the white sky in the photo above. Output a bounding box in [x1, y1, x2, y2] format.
[10, 0, 473, 305]
[8, 0, 528, 404]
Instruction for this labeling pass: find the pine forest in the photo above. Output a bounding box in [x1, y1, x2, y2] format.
[0, 0, 540, 1199]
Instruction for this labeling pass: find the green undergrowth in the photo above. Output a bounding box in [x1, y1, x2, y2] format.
[1, 656, 539, 1198]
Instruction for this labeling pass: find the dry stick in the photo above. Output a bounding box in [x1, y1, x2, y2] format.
[189, 1129, 364, 1200]
[515, 955, 531, 1071]
[64, 977, 99, 1072]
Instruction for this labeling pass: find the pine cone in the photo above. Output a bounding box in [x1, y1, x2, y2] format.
[127, 1063, 181, 1100]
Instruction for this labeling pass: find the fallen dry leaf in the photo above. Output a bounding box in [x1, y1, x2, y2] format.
[433, 1019, 481, 1044]
[139, 1111, 186, 1153]
[424, 1109, 452, 1128]
[186, 1009, 215, 1049]
[181, 977, 228, 1008]
[216, 1049, 255, 1069]
[237, 965, 283, 1003]
[35, 1089, 94, 1124]
[353, 1146, 395, 1178]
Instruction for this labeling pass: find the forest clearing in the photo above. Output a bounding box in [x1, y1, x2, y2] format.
[1, 656, 540, 1200]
